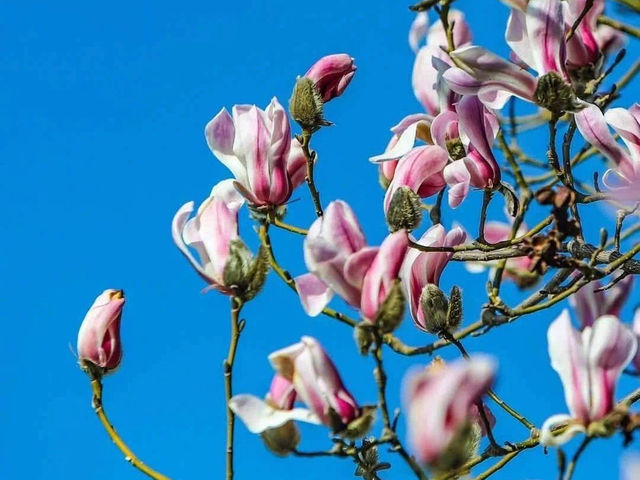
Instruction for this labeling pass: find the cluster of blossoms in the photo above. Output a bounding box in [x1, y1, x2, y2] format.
[73, 0, 640, 478]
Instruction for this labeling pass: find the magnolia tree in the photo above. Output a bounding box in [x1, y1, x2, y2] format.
[74, 0, 640, 479]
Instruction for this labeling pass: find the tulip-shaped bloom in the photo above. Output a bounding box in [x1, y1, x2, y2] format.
[359, 230, 409, 322]
[466, 218, 538, 288]
[444, 0, 584, 110]
[296, 201, 409, 321]
[575, 103, 640, 202]
[229, 374, 319, 455]
[77, 289, 125, 374]
[205, 97, 307, 207]
[270, 336, 365, 433]
[540, 310, 637, 446]
[304, 54, 356, 102]
[172, 179, 245, 293]
[401, 224, 466, 331]
[570, 275, 633, 328]
[403, 356, 496, 467]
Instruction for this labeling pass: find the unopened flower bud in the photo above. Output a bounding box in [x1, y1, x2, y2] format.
[534, 72, 582, 115]
[289, 77, 330, 132]
[419, 284, 450, 334]
[374, 280, 405, 333]
[304, 54, 356, 102]
[223, 240, 270, 301]
[386, 186, 423, 232]
[446, 286, 463, 332]
[260, 421, 300, 456]
[77, 289, 125, 377]
[354, 322, 375, 355]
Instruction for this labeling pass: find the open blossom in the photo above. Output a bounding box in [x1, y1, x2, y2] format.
[270, 336, 365, 432]
[575, 103, 640, 202]
[540, 310, 637, 446]
[304, 54, 356, 102]
[404, 356, 496, 467]
[443, 0, 599, 110]
[401, 224, 466, 331]
[295, 201, 408, 320]
[377, 95, 501, 211]
[375, 10, 471, 186]
[205, 97, 307, 207]
[172, 179, 245, 293]
[77, 289, 125, 374]
[570, 275, 633, 328]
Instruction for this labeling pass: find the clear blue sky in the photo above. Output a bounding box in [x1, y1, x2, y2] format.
[2, 1, 639, 479]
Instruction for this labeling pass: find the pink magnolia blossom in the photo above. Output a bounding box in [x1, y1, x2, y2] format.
[295, 201, 408, 321]
[304, 54, 357, 102]
[632, 310, 640, 372]
[570, 275, 633, 328]
[229, 374, 319, 435]
[172, 179, 245, 293]
[540, 310, 637, 446]
[77, 289, 125, 373]
[269, 336, 362, 430]
[205, 97, 307, 206]
[378, 95, 501, 210]
[403, 356, 496, 466]
[575, 103, 640, 202]
[444, 0, 582, 109]
[401, 224, 467, 331]
[360, 230, 409, 322]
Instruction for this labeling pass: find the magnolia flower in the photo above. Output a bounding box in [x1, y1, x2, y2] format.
[570, 275, 633, 328]
[443, 0, 589, 110]
[575, 103, 640, 202]
[404, 356, 496, 467]
[77, 289, 125, 374]
[401, 224, 466, 331]
[540, 310, 637, 446]
[295, 201, 408, 320]
[205, 97, 307, 207]
[377, 95, 501, 210]
[270, 336, 366, 432]
[172, 179, 245, 293]
[632, 310, 640, 372]
[466, 218, 538, 288]
[304, 54, 357, 102]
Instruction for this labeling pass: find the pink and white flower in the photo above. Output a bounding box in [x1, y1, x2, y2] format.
[570, 275, 633, 328]
[77, 289, 125, 373]
[205, 97, 307, 206]
[403, 356, 496, 466]
[575, 103, 640, 202]
[540, 309, 637, 446]
[304, 54, 357, 102]
[172, 179, 245, 293]
[401, 224, 466, 331]
[295, 201, 408, 321]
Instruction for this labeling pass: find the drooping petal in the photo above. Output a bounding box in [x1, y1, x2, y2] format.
[443, 160, 471, 208]
[409, 12, 429, 53]
[229, 394, 321, 434]
[295, 273, 334, 316]
[605, 106, 640, 167]
[540, 414, 586, 446]
[205, 108, 248, 185]
[505, 7, 536, 70]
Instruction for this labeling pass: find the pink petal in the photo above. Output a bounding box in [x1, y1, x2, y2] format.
[409, 12, 428, 53]
[526, 0, 567, 77]
[294, 273, 334, 317]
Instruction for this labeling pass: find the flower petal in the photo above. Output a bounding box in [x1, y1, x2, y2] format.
[229, 394, 320, 433]
[540, 414, 585, 446]
[294, 273, 334, 316]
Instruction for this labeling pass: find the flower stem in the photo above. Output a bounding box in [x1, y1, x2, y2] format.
[224, 296, 244, 480]
[301, 129, 323, 217]
[89, 378, 170, 480]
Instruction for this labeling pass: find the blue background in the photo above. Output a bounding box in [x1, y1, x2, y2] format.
[2, 1, 639, 479]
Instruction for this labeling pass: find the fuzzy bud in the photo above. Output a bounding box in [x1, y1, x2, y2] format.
[446, 286, 463, 332]
[534, 72, 581, 115]
[430, 422, 480, 473]
[339, 406, 377, 439]
[223, 240, 270, 301]
[260, 421, 300, 456]
[419, 284, 450, 334]
[289, 77, 330, 132]
[374, 280, 405, 333]
[354, 321, 375, 355]
[386, 186, 423, 232]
